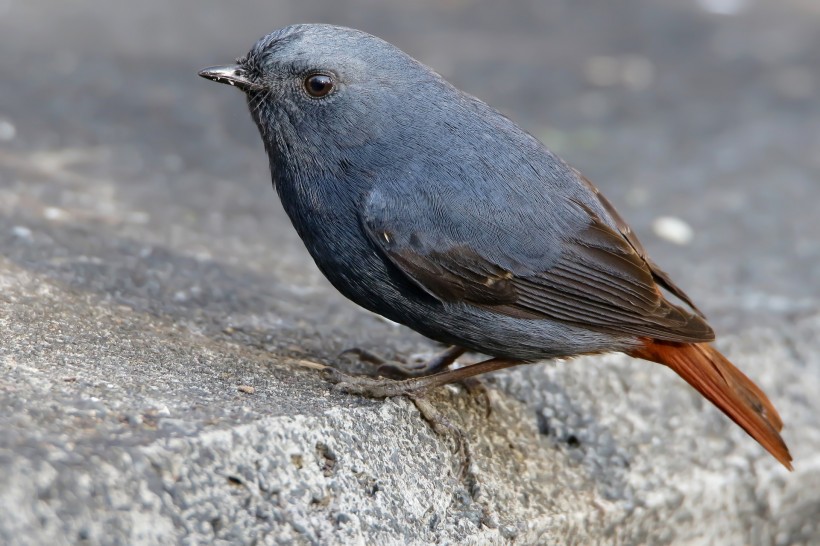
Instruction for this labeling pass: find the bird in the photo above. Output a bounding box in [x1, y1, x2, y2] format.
[199, 24, 792, 469]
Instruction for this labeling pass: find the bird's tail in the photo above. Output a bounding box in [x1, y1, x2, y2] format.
[629, 339, 792, 470]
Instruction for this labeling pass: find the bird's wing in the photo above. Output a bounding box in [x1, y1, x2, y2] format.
[361, 182, 714, 343]
[574, 171, 704, 316]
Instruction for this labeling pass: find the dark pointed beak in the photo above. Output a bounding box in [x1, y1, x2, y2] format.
[198, 65, 260, 92]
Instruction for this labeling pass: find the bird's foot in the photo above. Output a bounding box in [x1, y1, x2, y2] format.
[323, 354, 523, 406]
[321, 367, 476, 479]
[339, 345, 467, 379]
[337, 347, 410, 379]
[321, 357, 527, 482]
[321, 367, 430, 398]
[338, 347, 390, 366]
[321, 366, 492, 418]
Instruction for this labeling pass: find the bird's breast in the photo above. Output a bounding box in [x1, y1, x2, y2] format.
[273, 175, 411, 312]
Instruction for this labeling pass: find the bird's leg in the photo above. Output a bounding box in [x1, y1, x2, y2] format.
[340, 345, 467, 379]
[399, 346, 467, 376]
[323, 358, 524, 480]
[321, 356, 525, 399]
[337, 347, 391, 366]
[397, 346, 492, 415]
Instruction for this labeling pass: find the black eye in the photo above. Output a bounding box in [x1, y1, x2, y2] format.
[304, 73, 335, 98]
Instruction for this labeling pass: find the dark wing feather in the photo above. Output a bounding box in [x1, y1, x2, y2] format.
[362, 184, 714, 344]
[386, 244, 518, 306]
[510, 211, 713, 341]
[575, 171, 705, 316]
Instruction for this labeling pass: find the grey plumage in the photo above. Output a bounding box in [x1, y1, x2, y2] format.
[202, 24, 712, 360]
[199, 24, 794, 470]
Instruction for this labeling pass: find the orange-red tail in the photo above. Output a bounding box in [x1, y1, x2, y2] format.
[630, 340, 792, 470]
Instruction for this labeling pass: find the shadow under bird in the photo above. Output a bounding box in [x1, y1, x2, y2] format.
[199, 24, 792, 470]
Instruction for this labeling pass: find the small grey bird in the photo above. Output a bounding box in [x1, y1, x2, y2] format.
[199, 24, 791, 469]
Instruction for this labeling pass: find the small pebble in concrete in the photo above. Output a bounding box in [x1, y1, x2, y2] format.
[238, 385, 255, 394]
[652, 216, 694, 245]
[43, 207, 67, 221]
[12, 225, 32, 240]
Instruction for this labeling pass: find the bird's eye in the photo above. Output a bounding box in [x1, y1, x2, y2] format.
[304, 73, 335, 98]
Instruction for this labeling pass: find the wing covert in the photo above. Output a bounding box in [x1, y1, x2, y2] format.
[361, 181, 714, 343]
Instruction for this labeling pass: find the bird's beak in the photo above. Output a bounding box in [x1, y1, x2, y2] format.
[198, 65, 260, 92]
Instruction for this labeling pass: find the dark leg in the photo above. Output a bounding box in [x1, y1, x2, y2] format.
[322, 357, 524, 483]
[337, 347, 388, 366]
[401, 346, 467, 376]
[321, 357, 526, 399]
[395, 348, 494, 417]
[339, 345, 467, 378]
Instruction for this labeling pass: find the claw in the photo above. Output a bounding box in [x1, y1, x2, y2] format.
[320, 366, 346, 384]
[374, 363, 418, 379]
[338, 348, 415, 378]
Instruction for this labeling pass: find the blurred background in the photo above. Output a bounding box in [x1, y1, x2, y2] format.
[1, 0, 817, 342]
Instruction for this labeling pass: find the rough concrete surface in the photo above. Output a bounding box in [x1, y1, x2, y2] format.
[1, 0, 819, 544]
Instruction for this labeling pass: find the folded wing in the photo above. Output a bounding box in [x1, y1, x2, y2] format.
[362, 178, 714, 344]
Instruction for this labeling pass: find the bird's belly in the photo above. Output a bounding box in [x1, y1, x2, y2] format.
[299, 223, 422, 315]
[413, 303, 637, 360]
[303, 235, 633, 359]
[284, 202, 633, 361]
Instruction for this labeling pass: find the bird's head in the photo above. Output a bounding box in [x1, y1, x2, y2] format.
[199, 24, 449, 182]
